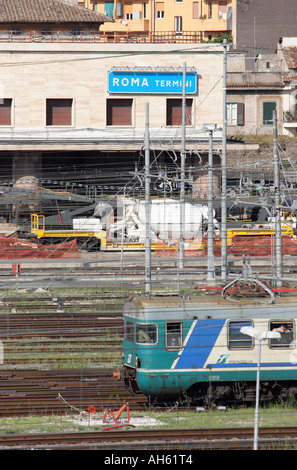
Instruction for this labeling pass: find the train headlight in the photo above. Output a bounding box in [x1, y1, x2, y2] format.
[135, 355, 139, 369]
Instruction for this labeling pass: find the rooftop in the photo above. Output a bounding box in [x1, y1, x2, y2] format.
[0, 0, 112, 24]
[282, 47, 297, 69]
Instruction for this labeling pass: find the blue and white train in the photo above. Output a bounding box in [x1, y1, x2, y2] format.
[122, 280, 297, 403]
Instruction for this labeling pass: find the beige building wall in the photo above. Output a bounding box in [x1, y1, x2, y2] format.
[0, 42, 224, 151]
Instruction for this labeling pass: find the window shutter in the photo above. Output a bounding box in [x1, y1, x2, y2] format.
[263, 102, 276, 125]
[237, 103, 244, 126]
[107, 99, 132, 126]
[46, 99, 72, 126]
[117, 3, 123, 16]
[104, 1, 114, 17]
[167, 99, 192, 126]
[0, 99, 12, 125]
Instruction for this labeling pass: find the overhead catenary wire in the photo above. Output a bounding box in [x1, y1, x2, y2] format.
[0, 37, 294, 282]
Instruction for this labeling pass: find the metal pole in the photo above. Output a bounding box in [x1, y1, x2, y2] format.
[179, 61, 186, 269]
[145, 102, 151, 294]
[273, 110, 283, 287]
[221, 39, 227, 283]
[207, 129, 214, 280]
[254, 338, 261, 450]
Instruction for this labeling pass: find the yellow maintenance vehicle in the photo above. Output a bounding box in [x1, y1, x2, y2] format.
[226, 223, 294, 246]
[31, 214, 107, 251]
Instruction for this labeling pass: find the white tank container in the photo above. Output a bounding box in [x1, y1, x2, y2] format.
[134, 198, 208, 239]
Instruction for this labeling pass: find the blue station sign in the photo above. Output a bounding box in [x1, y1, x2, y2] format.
[107, 70, 197, 94]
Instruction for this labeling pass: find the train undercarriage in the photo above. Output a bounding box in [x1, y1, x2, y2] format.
[187, 380, 297, 405]
[123, 367, 297, 405]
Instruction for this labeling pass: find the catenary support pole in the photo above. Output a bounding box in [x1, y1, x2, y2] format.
[179, 61, 186, 270]
[221, 39, 227, 283]
[145, 102, 151, 294]
[207, 128, 215, 280]
[273, 110, 283, 288]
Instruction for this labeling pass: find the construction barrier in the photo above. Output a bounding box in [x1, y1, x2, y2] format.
[155, 235, 297, 257]
[0, 236, 81, 259]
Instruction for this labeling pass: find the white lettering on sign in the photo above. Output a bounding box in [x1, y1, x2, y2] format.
[113, 77, 149, 88]
[108, 71, 197, 94]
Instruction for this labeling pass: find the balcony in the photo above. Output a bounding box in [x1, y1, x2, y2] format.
[98, 30, 204, 43]
[283, 111, 297, 135]
[0, 30, 204, 44]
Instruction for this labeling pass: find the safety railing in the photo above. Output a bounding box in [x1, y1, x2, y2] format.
[0, 30, 204, 44]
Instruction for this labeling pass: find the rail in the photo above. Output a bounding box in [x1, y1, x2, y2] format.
[0, 30, 204, 44]
[1, 426, 297, 450]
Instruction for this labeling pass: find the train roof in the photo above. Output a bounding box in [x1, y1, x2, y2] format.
[123, 293, 297, 321]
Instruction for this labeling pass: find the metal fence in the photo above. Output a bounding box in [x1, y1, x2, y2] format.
[0, 30, 204, 44]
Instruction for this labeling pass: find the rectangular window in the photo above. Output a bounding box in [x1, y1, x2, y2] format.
[263, 102, 276, 125]
[126, 321, 135, 342]
[166, 99, 192, 126]
[228, 321, 253, 349]
[104, 1, 114, 17]
[46, 99, 72, 126]
[208, 1, 212, 18]
[269, 321, 294, 348]
[117, 3, 123, 16]
[227, 102, 244, 126]
[0, 99, 12, 126]
[156, 2, 164, 18]
[125, 2, 132, 19]
[166, 322, 182, 350]
[106, 99, 132, 126]
[193, 1, 199, 18]
[175, 16, 182, 32]
[142, 2, 146, 18]
[136, 323, 157, 344]
[218, 1, 227, 19]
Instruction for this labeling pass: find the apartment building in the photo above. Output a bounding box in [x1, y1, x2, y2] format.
[226, 38, 297, 137]
[82, 0, 233, 42]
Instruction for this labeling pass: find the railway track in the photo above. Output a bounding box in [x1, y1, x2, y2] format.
[0, 292, 132, 413]
[2, 254, 296, 290]
[1, 426, 297, 450]
[0, 271, 296, 449]
[0, 368, 148, 416]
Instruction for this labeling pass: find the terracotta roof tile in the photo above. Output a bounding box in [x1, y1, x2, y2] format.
[227, 82, 284, 88]
[282, 47, 297, 69]
[0, 0, 113, 23]
[283, 75, 297, 82]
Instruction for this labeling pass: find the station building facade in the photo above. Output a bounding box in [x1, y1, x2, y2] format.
[0, 42, 230, 199]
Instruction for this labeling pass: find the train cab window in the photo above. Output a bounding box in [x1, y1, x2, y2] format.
[126, 321, 135, 342]
[166, 322, 182, 350]
[228, 321, 253, 349]
[269, 321, 294, 348]
[136, 323, 157, 344]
